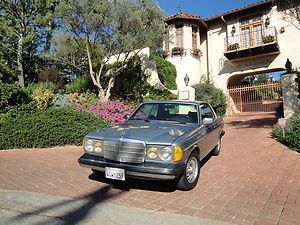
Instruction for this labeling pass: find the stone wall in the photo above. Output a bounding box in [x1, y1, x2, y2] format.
[281, 73, 300, 118]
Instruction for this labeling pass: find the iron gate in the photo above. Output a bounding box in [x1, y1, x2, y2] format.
[228, 82, 282, 113]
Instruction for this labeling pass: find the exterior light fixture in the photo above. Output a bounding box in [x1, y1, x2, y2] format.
[231, 25, 236, 34]
[265, 16, 270, 27]
[184, 74, 190, 86]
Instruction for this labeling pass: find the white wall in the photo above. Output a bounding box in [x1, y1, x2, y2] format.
[165, 5, 300, 94]
[165, 23, 202, 89]
[207, 6, 300, 93]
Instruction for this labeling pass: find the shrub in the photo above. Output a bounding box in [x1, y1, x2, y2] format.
[0, 82, 29, 113]
[7, 102, 38, 117]
[66, 92, 99, 113]
[262, 35, 275, 44]
[150, 54, 177, 90]
[145, 87, 177, 101]
[193, 83, 227, 117]
[227, 43, 239, 51]
[67, 97, 134, 124]
[109, 57, 149, 102]
[92, 100, 134, 124]
[65, 75, 95, 94]
[0, 108, 108, 150]
[26, 82, 56, 109]
[274, 113, 300, 152]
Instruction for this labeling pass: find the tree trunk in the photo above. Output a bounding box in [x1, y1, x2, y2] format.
[17, 33, 25, 88]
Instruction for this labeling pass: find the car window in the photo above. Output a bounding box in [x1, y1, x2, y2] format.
[130, 103, 198, 124]
[200, 104, 215, 120]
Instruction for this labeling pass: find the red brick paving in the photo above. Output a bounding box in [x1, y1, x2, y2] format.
[0, 113, 299, 225]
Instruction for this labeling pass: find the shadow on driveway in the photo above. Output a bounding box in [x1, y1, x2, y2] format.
[88, 153, 213, 193]
[8, 185, 124, 225]
[226, 114, 277, 129]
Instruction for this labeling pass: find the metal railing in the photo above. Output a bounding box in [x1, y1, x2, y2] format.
[225, 27, 278, 52]
[228, 82, 282, 112]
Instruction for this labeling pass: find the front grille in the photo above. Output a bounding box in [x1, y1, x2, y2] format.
[103, 139, 145, 163]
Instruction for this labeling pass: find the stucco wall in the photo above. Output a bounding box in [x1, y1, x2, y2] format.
[165, 6, 300, 95]
[208, 6, 300, 93]
[166, 22, 202, 89]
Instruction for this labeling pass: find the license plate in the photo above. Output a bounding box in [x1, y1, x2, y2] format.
[105, 167, 125, 181]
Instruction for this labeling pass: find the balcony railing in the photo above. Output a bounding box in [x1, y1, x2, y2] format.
[225, 27, 278, 52]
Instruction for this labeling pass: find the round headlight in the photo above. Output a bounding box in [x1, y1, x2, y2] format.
[84, 140, 94, 152]
[159, 147, 173, 161]
[147, 147, 158, 159]
[94, 141, 103, 153]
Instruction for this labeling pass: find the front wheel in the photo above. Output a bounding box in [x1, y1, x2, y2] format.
[176, 151, 200, 191]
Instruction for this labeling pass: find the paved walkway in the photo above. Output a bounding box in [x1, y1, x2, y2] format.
[0, 113, 299, 225]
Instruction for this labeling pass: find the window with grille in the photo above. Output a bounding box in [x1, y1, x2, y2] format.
[239, 15, 263, 48]
[192, 26, 198, 49]
[175, 24, 184, 48]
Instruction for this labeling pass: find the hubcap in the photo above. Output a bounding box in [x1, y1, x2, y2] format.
[186, 157, 198, 183]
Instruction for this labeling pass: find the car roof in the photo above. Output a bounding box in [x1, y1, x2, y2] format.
[142, 100, 209, 105]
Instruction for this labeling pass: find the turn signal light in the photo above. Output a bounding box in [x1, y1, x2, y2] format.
[173, 146, 182, 161]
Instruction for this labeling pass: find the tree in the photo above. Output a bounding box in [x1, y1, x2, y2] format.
[276, 0, 300, 30]
[0, 0, 59, 87]
[253, 74, 270, 85]
[57, 0, 165, 100]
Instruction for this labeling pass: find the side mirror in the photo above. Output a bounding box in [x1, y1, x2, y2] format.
[124, 114, 130, 120]
[202, 117, 213, 125]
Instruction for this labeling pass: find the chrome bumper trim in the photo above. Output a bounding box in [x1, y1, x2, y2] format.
[79, 163, 176, 180]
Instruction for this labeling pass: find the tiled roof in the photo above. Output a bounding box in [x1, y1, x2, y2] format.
[165, 12, 203, 22]
[204, 0, 274, 21]
[164, 12, 207, 28]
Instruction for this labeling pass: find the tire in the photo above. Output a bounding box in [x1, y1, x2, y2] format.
[212, 138, 222, 156]
[176, 151, 200, 191]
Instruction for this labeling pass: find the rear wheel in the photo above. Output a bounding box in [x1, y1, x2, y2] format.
[212, 138, 222, 156]
[176, 151, 200, 191]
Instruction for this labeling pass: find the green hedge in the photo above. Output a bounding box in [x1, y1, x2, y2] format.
[145, 87, 177, 101]
[274, 113, 300, 152]
[0, 108, 108, 150]
[150, 54, 177, 90]
[193, 83, 227, 117]
[0, 82, 29, 113]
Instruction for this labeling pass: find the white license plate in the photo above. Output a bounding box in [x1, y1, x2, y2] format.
[105, 167, 125, 181]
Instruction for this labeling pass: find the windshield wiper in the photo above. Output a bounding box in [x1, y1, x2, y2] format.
[130, 118, 150, 122]
[156, 118, 187, 124]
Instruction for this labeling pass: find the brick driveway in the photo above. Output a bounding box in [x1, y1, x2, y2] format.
[0, 113, 299, 225]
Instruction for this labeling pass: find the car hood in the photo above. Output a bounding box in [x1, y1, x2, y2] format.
[86, 120, 197, 145]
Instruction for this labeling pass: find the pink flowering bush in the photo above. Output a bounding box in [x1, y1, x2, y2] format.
[66, 93, 134, 124]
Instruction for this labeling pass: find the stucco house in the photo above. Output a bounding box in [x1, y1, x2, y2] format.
[163, 0, 300, 94]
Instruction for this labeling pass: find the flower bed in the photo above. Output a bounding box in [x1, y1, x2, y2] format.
[67, 93, 134, 124]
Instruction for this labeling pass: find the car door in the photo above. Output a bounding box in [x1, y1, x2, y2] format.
[198, 103, 218, 159]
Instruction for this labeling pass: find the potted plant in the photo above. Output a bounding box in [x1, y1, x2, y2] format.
[227, 43, 239, 51]
[191, 48, 202, 57]
[172, 47, 184, 56]
[162, 50, 169, 58]
[262, 35, 275, 44]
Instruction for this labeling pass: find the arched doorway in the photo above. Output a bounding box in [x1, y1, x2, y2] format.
[227, 70, 285, 114]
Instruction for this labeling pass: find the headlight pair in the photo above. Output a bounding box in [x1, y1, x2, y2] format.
[84, 138, 103, 154]
[146, 146, 182, 162]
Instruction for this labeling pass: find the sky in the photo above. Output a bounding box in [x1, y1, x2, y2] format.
[156, 0, 262, 18]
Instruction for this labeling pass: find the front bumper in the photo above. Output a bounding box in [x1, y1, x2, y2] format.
[78, 153, 185, 180]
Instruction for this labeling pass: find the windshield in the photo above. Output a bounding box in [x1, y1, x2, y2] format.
[130, 103, 198, 124]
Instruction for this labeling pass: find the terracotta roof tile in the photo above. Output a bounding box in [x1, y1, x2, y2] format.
[204, 0, 274, 21]
[165, 12, 207, 27]
[165, 12, 203, 21]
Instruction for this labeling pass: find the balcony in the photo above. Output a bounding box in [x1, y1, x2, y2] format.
[224, 27, 280, 60]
